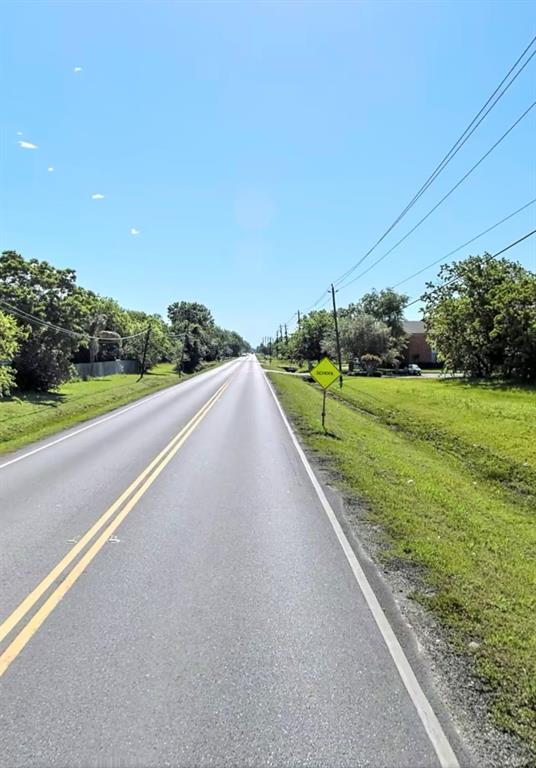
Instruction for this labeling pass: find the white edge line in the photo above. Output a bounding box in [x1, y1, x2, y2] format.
[0, 361, 237, 471]
[262, 367, 460, 768]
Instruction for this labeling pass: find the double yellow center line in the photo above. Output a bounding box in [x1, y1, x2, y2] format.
[0, 375, 232, 677]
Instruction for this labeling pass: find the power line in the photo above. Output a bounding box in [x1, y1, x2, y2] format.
[332, 33, 536, 288]
[111, 330, 151, 341]
[404, 228, 536, 309]
[284, 311, 298, 326]
[0, 298, 150, 341]
[391, 197, 536, 288]
[0, 299, 84, 339]
[337, 98, 536, 293]
[305, 290, 330, 313]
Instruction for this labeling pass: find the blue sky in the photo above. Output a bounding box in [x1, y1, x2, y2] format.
[1, 1, 535, 344]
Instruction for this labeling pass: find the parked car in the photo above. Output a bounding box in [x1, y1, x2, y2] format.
[402, 363, 422, 375]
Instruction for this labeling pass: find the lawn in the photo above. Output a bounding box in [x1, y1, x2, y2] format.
[334, 376, 536, 508]
[0, 362, 223, 455]
[259, 356, 308, 373]
[269, 372, 536, 755]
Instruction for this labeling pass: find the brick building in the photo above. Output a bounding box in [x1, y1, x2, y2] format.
[402, 320, 436, 365]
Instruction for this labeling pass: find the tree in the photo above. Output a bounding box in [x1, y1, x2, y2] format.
[290, 310, 334, 364]
[168, 300, 250, 368]
[0, 251, 91, 390]
[339, 313, 393, 364]
[80, 295, 131, 362]
[122, 312, 176, 373]
[360, 353, 382, 375]
[203, 326, 249, 360]
[492, 270, 536, 380]
[359, 288, 408, 340]
[180, 331, 202, 373]
[167, 301, 214, 331]
[219, 329, 249, 357]
[0, 310, 25, 396]
[423, 254, 536, 380]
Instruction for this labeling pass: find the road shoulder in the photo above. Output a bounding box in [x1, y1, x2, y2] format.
[266, 370, 533, 768]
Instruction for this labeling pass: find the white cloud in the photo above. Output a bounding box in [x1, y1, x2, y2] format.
[130, 228, 140, 236]
[91, 193, 105, 199]
[18, 140, 38, 149]
[48, 167, 54, 172]
[73, 67, 82, 73]
[16, 131, 23, 136]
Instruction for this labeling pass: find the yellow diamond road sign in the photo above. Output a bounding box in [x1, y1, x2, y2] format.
[310, 356, 340, 389]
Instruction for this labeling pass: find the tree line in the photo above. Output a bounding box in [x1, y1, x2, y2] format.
[0, 251, 250, 395]
[258, 253, 536, 381]
[259, 287, 410, 374]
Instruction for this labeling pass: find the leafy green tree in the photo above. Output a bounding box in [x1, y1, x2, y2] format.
[203, 326, 249, 360]
[168, 299, 250, 368]
[0, 310, 26, 396]
[122, 311, 176, 373]
[423, 254, 536, 380]
[358, 288, 409, 340]
[220, 329, 249, 357]
[0, 251, 91, 390]
[168, 301, 214, 331]
[180, 332, 202, 373]
[360, 353, 382, 375]
[290, 310, 334, 364]
[492, 270, 536, 380]
[81, 295, 131, 362]
[340, 313, 393, 364]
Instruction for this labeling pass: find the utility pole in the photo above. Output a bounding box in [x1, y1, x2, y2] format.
[284, 324, 288, 343]
[269, 337, 273, 364]
[297, 310, 301, 328]
[138, 323, 152, 381]
[331, 283, 343, 388]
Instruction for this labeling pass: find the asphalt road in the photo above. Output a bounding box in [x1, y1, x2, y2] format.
[0, 357, 461, 767]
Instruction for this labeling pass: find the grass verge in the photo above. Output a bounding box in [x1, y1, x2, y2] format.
[0, 361, 225, 455]
[269, 372, 536, 755]
[259, 356, 308, 373]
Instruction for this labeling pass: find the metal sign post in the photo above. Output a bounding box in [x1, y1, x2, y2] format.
[309, 356, 341, 432]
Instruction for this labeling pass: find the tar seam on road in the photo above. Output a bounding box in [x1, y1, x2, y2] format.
[0, 375, 233, 677]
[0, 360, 236, 472]
[263, 369, 460, 768]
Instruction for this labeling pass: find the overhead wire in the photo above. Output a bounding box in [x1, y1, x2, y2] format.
[403, 228, 536, 309]
[0, 297, 150, 341]
[391, 197, 536, 289]
[336, 98, 536, 294]
[332, 33, 536, 288]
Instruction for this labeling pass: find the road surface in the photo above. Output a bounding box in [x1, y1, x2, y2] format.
[0, 357, 461, 767]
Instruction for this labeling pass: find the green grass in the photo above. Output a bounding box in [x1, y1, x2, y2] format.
[0, 361, 223, 455]
[259, 356, 308, 373]
[333, 376, 536, 508]
[269, 372, 536, 755]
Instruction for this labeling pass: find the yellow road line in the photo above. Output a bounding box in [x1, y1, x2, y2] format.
[0, 377, 231, 665]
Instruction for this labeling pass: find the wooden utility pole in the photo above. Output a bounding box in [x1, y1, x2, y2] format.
[331, 284, 343, 388]
[138, 324, 152, 381]
[284, 324, 288, 343]
[297, 310, 301, 328]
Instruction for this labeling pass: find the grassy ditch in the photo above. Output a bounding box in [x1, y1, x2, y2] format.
[269, 372, 536, 754]
[0, 361, 225, 455]
[259, 356, 308, 373]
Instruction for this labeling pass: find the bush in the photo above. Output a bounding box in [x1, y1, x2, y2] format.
[0, 310, 25, 397]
